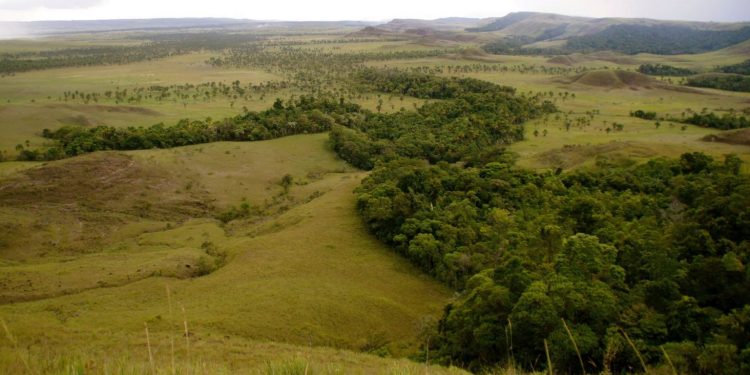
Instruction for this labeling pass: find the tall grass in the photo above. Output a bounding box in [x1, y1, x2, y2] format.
[660, 346, 677, 375]
[180, 303, 190, 365]
[145, 322, 156, 375]
[561, 318, 586, 374]
[265, 359, 310, 375]
[619, 328, 647, 373]
[1, 318, 34, 374]
[544, 339, 553, 375]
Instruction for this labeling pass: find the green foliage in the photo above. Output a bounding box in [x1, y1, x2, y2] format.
[207, 44, 453, 88]
[329, 69, 555, 168]
[638, 64, 696, 77]
[34, 69, 553, 164]
[217, 201, 257, 223]
[194, 255, 218, 276]
[354, 68, 518, 99]
[627, 109, 749, 130]
[279, 174, 294, 193]
[682, 111, 750, 130]
[566, 25, 750, 54]
[480, 37, 541, 55]
[630, 110, 657, 121]
[0, 33, 260, 75]
[687, 74, 750, 93]
[40, 95, 360, 158]
[717, 59, 750, 75]
[329, 126, 392, 170]
[355, 152, 750, 372]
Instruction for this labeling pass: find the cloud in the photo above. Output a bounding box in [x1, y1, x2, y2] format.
[0, 0, 103, 10]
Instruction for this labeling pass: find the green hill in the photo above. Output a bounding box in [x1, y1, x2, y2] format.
[0, 134, 454, 372]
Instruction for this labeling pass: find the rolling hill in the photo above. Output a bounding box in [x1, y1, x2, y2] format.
[368, 12, 750, 54]
[0, 134, 454, 372]
[0, 18, 375, 38]
[375, 17, 488, 32]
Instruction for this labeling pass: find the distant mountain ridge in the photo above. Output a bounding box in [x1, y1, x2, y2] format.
[377, 12, 750, 38]
[0, 18, 377, 38]
[4, 12, 750, 55]
[376, 17, 489, 32]
[371, 12, 750, 55]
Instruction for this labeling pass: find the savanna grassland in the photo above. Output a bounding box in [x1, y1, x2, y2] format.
[0, 14, 749, 374]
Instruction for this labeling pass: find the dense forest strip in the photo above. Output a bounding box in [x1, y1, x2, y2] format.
[7, 69, 552, 162]
[630, 109, 750, 130]
[8, 64, 750, 374]
[332, 71, 750, 374]
[329, 69, 555, 168]
[31, 96, 357, 160]
[0, 33, 266, 75]
[0, 43, 185, 75]
[356, 151, 750, 374]
[637, 64, 696, 77]
[208, 46, 455, 72]
[717, 59, 750, 75]
[565, 25, 750, 55]
[686, 74, 750, 93]
[480, 25, 750, 56]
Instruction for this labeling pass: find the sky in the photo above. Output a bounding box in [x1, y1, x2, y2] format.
[0, 0, 749, 23]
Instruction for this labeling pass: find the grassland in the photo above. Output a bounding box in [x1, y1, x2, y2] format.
[0, 134, 454, 372]
[1, 28, 749, 374]
[367, 46, 750, 170]
[0, 52, 284, 153]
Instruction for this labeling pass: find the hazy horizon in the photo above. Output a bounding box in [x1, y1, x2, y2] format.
[0, 0, 748, 23]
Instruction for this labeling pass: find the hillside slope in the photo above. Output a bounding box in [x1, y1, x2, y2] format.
[377, 17, 487, 32]
[467, 11, 750, 37]
[370, 12, 750, 54]
[0, 134, 453, 371]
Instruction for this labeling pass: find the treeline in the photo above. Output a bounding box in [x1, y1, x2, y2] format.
[566, 24, 750, 55]
[339, 70, 749, 374]
[0, 33, 263, 75]
[717, 59, 750, 75]
[480, 36, 551, 55]
[30, 96, 359, 160]
[405, 62, 590, 77]
[0, 44, 183, 75]
[354, 68, 517, 99]
[682, 111, 750, 130]
[330, 69, 555, 168]
[630, 108, 750, 130]
[638, 63, 696, 77]
[687, 74, 750, 93]
[58, 80, 288, 105]
[356, 152, 749, 373]
[479, 25, 750, 56]
[630, 109, 657, 120]
[207, 45, 456, 97]
[14, 69, 553, 162]
[208, 45, 452, 77]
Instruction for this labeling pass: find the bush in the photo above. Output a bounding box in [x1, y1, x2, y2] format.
[194, 255, 217, 277]
[631, 110, 657, 120]
[638, 64, 696, 77]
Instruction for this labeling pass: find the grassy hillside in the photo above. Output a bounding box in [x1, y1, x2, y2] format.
[566, 24, 750, 54]
[364, 52, 750, 170]
[0, 52, 283, 154]
[1, 27, 749, 373]
[0, 134, 453, 372]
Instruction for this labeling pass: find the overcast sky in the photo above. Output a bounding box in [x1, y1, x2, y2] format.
[0, 0, 748, 23]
